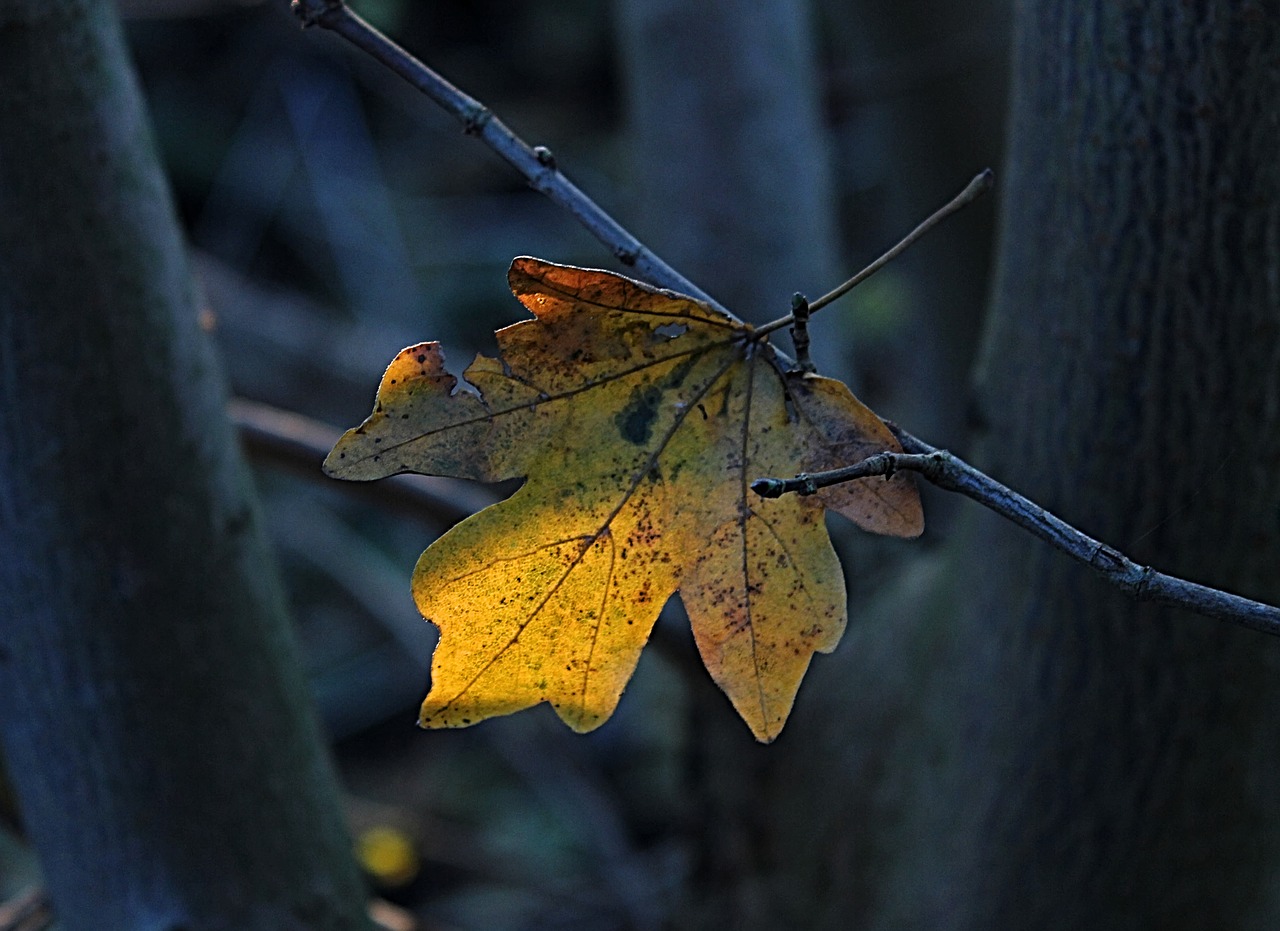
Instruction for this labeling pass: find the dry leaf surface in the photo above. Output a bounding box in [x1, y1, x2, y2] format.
[326, 258, 922, 741]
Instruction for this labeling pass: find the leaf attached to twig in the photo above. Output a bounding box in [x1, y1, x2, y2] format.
[326, 258, 921, 741]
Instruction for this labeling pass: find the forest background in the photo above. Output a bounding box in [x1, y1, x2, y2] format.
[2, 1, 1276, 929]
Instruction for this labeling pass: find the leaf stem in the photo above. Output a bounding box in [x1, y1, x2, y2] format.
[753, 169, 993, 340]
[289, 0, 734, 318]
[752, 429, 1280, 636]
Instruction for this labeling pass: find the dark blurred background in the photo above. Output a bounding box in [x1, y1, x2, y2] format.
[106, 1, 1006, 926]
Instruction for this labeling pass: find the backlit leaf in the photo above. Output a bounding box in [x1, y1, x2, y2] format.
[326, 258, 922, 742]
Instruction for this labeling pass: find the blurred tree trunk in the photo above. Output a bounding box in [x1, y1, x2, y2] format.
[612, 0, 844, 373]
[762, 1, 1280, 928]
[0, 2, 371, 929]
[816, 0, 1010, 447]
[609, 4, 858, 927]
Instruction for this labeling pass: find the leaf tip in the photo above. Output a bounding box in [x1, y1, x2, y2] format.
[321, 433, 357, 479]
[899, 505, 926, 539]
[872, 479, 926, 539]
[554, 705, 610, 735]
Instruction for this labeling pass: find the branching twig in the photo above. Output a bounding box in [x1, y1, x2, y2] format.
[288, 10, 1279, 639]
[754, 168, 992, 339]
[289, 1, 987, 348]
[808, 169, 992, 314]
[752, 430, 1280, 636]
[289, 0, 730, 316]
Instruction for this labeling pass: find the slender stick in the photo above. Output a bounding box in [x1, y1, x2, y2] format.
[289, 0, 731, 317]
[752, 429, 1280, 636]
[288, 8, 1280, 637]
[754, 169, 993, 339]
[809, 169, 992, 313]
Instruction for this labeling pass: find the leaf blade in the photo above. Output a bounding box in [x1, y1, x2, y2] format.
[328, 258, 924, 741]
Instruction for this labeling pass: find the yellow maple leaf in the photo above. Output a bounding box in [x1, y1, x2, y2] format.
[325, 257, 922, 742]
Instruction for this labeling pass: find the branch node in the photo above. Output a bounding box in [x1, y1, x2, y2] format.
[613, 245, 639, 267]
[1135, 566, 1156, 598]
[1088, 543, 1126, 573]
[924, 450, 950, 480]
[789, 292, 816, 374]
[532, 145, 557, 170]
[753, 426, 1280, 635]
[463, 105, 493, 135]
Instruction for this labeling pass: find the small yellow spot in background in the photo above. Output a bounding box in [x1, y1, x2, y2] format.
[356, 825, 420, 888]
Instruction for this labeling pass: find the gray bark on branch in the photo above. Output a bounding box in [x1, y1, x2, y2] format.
[753, 430, 1280, 636]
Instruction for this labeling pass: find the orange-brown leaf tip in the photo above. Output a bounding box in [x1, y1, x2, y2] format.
[335, 258, 921, 741]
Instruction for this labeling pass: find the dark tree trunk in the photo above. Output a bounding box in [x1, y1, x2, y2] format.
[876, 1, 1280, 927]
[686, 1, 1280, 928]
[609, 5, 862, 927]
[612, 0, 843, 363]
[0, 2, 371, 928]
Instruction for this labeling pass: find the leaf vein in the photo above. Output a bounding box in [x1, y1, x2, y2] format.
[370, 339, 742, 463]
[434, 351, 743, 714]
[521, 275, 742, 331]
[738, 352, 771, 735]
[578, 530, 617, 721]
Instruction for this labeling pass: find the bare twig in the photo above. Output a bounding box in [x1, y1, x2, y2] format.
[753, 169, 992, 339]
[808, 170, 992, 314]
[788, 292, 816, 373]
[289, 0, 729, 316]
[752, 430, 1280, 636]
[284, 11, 1279, 640]
[229, 397, 495, 527]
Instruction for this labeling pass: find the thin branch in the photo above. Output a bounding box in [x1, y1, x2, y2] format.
[754, 169, 993, 339]
[284, 7, 1278, 638]
[229, 397, 495, 527]
[809, 169, 992, 314]
[788, 292, 815, 373]
[752, 430, 1280, 637]
[289, 0, 731, 317]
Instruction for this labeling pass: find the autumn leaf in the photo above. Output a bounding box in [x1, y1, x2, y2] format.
[325, 258, 922, 742]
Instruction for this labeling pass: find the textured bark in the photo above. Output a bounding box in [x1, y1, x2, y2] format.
[0, 3, 371, 929]
[877, 1, 1280, 927]
[676, 2, 1280, 928]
